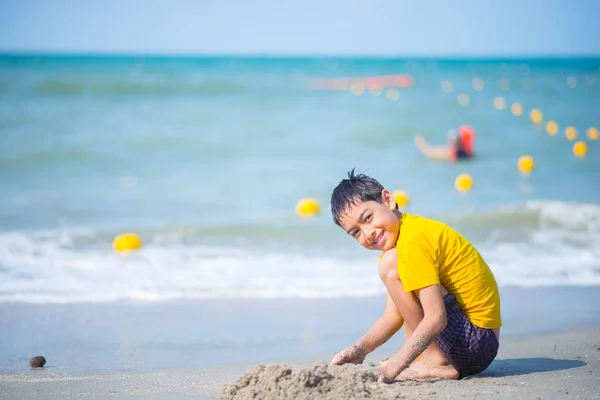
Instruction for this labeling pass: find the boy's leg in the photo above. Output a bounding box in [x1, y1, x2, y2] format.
[433, 294, 500, 378]
[383, 274, 459, 380]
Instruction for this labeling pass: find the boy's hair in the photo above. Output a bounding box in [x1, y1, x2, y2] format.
[330, 168, 386, 226]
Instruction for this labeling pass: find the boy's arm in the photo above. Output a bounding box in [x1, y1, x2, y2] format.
[355, 292, 404, 354]
[331, 293, 403, 365]
[376, 284, 447, 382]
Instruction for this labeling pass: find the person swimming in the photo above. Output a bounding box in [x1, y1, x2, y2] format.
[414, 125, 475, 162]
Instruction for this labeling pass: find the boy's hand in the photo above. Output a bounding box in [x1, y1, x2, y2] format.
[330, 343, 367, 365]
[375, 363, 396, 384]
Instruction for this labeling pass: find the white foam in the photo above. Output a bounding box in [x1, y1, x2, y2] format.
[526, 200, 600, 232]
[0, 229, 384, 303]
[1, 200, 599, 303]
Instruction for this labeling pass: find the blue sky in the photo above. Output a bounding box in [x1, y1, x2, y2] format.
[1, 0, 599, 56]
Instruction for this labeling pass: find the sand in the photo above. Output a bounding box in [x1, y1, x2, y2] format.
[2, 325, 600, 400]
[220, 325, 600, 400]
[220, 362, 427, 400]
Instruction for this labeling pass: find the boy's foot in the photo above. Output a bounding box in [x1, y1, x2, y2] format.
[398, 358, 459, 380]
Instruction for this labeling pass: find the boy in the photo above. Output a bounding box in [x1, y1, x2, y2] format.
[329, 169, 501, 382]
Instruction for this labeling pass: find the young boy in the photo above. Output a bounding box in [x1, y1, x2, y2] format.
[329, 169, 501, 382]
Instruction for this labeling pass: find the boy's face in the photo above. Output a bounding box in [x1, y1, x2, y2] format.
[338, 189, 400, 251]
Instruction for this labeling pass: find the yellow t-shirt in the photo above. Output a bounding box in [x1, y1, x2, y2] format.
[391, 213, 501, 329]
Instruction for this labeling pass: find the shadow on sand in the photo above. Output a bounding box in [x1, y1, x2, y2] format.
[478, 358, 586, 378]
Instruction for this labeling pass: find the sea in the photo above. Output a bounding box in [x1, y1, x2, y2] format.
[0, 55, 599, 373]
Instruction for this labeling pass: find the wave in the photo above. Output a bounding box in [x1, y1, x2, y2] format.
[0, 200, 599, 303]
[25, 200, 599, 247]
[447, 200, 600, 287]
[443, 200, 600, 235]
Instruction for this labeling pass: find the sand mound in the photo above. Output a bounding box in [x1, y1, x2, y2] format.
[220, 362, 428, 400]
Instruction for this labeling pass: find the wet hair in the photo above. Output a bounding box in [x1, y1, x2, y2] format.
[330, 168, 386, 226]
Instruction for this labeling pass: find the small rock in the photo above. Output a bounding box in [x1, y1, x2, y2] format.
[29, 356, 46, 368]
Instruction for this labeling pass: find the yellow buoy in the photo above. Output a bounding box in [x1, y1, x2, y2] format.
[529, 108, 543, 124]
[510, 103, 523, 116]
[573, 141, 588, 158]
[493, 97, 506, 110]
[545, 121, 559, 136]
[350, 83, 365, 96]
[385, 88, 400, 101]
[587, 126, 599, 140]
[517, 155, 535, 176]
[565, 126, 577, 140]
[441, 80, 454, 93]
[454, 173, 473, 193]
[332, 80, 348, 91]
[392, 190, 410, 208]
[369, 87, 382, 96]
[113, 233, 143, 252]
[296, 197, 320, 217]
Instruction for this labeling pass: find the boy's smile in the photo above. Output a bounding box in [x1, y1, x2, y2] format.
[338, 189, 402, 251]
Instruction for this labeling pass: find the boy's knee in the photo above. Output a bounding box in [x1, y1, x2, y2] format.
[381, 269, 402, 284]
[378, 249, 399, 280]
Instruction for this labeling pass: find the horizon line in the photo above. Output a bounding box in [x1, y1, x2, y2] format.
[1, 50, 600, 60]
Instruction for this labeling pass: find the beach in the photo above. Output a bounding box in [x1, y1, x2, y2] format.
[1, 321, 599, 399]
[2, 287, 600, 399]
[1, 55, 599, 398]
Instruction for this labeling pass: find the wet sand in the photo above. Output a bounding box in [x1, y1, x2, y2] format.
[2, 325, 599, 399]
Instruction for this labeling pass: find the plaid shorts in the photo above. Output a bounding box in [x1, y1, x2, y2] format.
[435, 294, 499, 378]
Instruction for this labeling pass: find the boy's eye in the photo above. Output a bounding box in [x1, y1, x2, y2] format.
[365, 214, 372, 222]
[352, 230, 359, 238]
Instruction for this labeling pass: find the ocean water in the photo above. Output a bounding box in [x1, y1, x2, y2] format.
[0, 55, 599, 304]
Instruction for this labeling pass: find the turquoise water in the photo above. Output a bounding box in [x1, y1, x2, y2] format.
[0, 55, 599, 303]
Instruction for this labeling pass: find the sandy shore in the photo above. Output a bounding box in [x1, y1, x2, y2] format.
[2, 324, 599, 399]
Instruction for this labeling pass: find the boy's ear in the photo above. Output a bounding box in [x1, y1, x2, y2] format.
[381, 189, 396, 210]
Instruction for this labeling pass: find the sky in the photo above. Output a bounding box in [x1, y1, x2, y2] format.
[1, 0, 599, 56]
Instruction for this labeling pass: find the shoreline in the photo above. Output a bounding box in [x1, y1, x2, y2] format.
[2, 324, 600, 399]
[2, 286, 600, 375]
